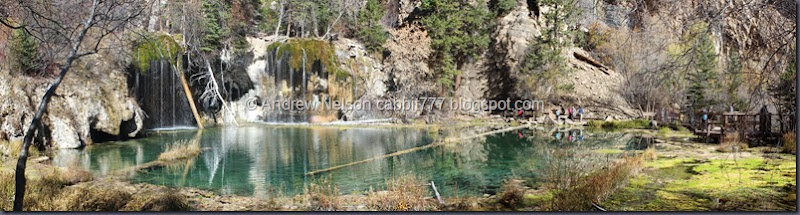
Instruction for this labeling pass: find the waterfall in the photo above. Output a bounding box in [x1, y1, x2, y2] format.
[136, 59, 196, 130]
[261, 44, 329, 123]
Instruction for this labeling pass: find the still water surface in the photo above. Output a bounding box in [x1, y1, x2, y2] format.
[55, 125, 632, 198]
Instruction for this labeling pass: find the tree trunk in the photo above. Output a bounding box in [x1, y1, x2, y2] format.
[274, 2, 284, 37]
[13, 0, 99, 211]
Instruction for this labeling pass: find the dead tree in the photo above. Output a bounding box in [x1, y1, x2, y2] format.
[0, 0, 143, 211]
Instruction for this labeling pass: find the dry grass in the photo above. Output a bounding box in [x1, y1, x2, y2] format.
[498, 179, 526, 210]
[365, 175, 434, 211]
[1, 165, 189, 211]
[1, 139, 24, 158]
[304, 176, 340, 211]
[547, 155, 643, 211]
[782, 132, 796, 155]
[157, 139, 201, 162]
[55, 183, 132, 211]
[717, 133, 748, 153]
[121, 188, 190, 211]
[642, 147, 657, 161]
[0, 168, 70, 211]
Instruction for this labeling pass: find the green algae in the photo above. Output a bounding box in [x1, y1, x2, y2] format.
[134, 34, 183, 73]
[604, 155, 797, 211]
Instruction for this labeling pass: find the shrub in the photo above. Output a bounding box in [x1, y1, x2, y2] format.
[499, 179, 526, 210]
[305, 176, 340, 211]
[782, 132, 796, 155]
[548, 155, 642, 211]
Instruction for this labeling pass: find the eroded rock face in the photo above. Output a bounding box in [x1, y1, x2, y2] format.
[485, 0, 540, 101]
[0, 55, 144, 149]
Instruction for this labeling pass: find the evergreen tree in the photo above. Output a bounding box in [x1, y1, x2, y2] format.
[8, 28, 40, 75]
[420, 0, 492, 94]
[520, 0, 578, 95]
[772, 57, 796, 119]
[357, 0, 388, 53]
[489, 0, 517, 16]
[201, 0, 225, 52]
[686, 26, 718, 112]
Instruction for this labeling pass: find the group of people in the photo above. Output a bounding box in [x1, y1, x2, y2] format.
[554, 129, 584, 142]
[555, 106, 584, 122]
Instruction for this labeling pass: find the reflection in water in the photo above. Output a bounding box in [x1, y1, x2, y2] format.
[55, 126, 631, 198]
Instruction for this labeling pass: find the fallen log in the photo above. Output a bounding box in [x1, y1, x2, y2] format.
[573, 52, 610, 75]
[430, 181, 445, 204]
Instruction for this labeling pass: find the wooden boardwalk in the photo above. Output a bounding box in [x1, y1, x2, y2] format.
[692, 111, 786, 142]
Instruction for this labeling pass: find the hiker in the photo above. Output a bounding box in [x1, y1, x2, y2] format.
[555, 108, 562, 123]
[578, 106, 584, 122]
[701, 109, 709, 129]
[517, 109, 524, 120]
[568, 106, 574, 120]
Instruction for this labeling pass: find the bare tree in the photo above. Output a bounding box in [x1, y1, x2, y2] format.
[0, 0, 144, 211]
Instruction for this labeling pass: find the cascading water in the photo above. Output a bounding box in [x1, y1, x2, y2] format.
[261, 43, 330, 123]
[133, 59, 197, 130]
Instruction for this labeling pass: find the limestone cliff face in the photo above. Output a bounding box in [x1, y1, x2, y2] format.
[0, 55, 143, 149]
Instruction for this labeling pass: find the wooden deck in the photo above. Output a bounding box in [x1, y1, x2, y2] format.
[692, 111, 786, 142]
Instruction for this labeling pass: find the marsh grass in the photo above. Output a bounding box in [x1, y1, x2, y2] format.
[365, 175, 433, 211]
[547, 155, 644, 211]
[158, 139, 201, 162]
[304, 176, 340, 211]
[782, 132, 795, 155]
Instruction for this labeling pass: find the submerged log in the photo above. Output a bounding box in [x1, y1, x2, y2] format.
[305, 125, 531, 175]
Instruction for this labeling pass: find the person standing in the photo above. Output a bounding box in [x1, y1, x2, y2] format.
[568, 106, 574, 120]
[578, 106, 584, 122]
[701, 108, 709, 130]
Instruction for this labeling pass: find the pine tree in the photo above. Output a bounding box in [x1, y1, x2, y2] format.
[420, 0, 492, 93]
[201, 0, 224, 52]
[8, 28, 40, 75]
[357, 0, 388, 53]
[686, 27, 718, 112]
[520, 0, 578, 94]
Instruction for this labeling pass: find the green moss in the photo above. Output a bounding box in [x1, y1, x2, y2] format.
[523, 191, 553, 207]
[644, 158, 694, 169]
[134, 34, 183, 73]
[607, 155, 797, 211]
[269, 39, 340, 78]
[592, 149, 625, 154]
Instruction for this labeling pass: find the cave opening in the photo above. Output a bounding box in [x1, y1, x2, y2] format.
[528, 0, 540, 17]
